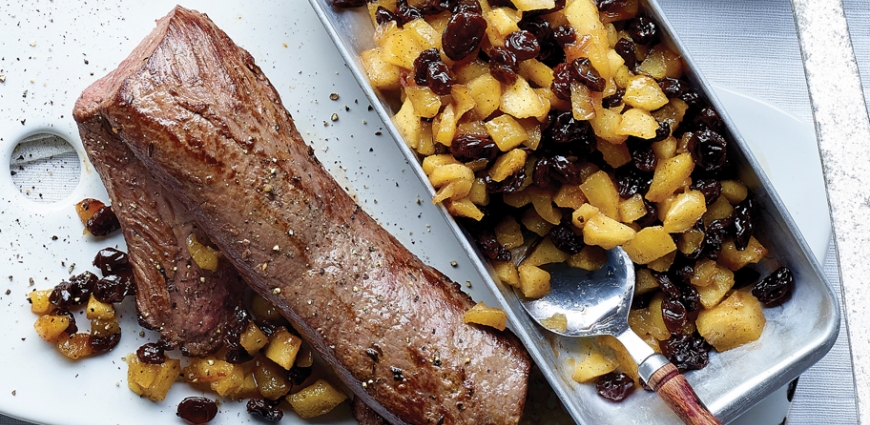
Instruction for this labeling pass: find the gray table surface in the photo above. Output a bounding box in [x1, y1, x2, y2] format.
[1, 0, 866, 424]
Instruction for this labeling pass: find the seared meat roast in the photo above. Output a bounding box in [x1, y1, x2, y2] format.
[74, 6, 529, 425]
[75, 88, 246, 357]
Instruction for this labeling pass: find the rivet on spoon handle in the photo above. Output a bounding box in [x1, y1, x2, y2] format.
[644, 358, 722, 425]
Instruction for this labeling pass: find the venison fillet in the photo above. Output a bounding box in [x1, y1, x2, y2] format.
[75, 6, 530, 425]
[75, 87, 246, 357]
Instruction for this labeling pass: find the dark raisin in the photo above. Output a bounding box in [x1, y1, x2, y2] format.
[614, 38, 637, 70]
[627, 15, 658, 45]
[487, 0, 516, 8]
[247, 399, 283, 422]
[753, 267, 793, 307]
[178, 397, 218, 425]
[650, 121, 670, 143]
[669, 258, 694, 286]
[137, 342, 166, 364]
[428, 61, 455, 95]
[519, 17, 563, 67]
[658, 78, 686, 98]
[375, 6, 398, 25]
[549, 155, 585, 185]
[255, 320, 279, 337]
[691, 179, 721, 205]
[288, 366, 313, 385]
[680, 91, 702, 109]
[602, 88, 625, 108]
[659, 333, 710, 371]
[681, 284, 702, 312]
[661, 298, 687, 334]
[732, 198, 756, 251]
[569, 58, 605, 92]
[614, 166, 652, 198]
[552, 25, 576, 46]
[69, 272, 96, 302]
[89, 332, 121, 354]
[635, 200, 658, 228]
[93, 247, 131, 277]
[59, 310, 78, 334]
[49, 281, 76, 310]
[542, 111, 594, 154]
[416, 0, 449, 15]
[395, 0, 423, 24]
[688, 129, 727, 172]
[695, 107, 723, 131]
[653, 271, 681, 300]
[485, 168, 526, 193]
[50, 272, 97, 309]
[443, 12, 487, 61]
[332, 0, 366, 7]
[504, 30, 540, 61]
[596, 372, 634, 402]
[551, 62, 574, 101]
[628, 141, 657, 173]
[489, 46, 519, 84]
[703, 218, 732, 259]
[413, 48, 441, 85]
[86, 205, 121, 237]
[94, 274, 133, 303]
[451, 0, 483, 15]
[548, 224, 584, 254]
[451, 135, 498, 162]
[596, 0, 631, 12]
[534, 155, 584, 187]
[733, 267, 761, 289]
[225, 348, 254, 364]
[473, 229, 511, 261]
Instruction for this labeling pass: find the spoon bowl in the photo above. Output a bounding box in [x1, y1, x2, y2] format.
[522, 247, 634, 338]
[520, 247, 721, 425]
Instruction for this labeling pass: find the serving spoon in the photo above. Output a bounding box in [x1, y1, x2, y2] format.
[520, 247, 721, 425]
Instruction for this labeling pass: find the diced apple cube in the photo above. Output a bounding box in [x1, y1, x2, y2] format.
[500, 76, 549, 119]
[662, 190, 707, 233]
[580, 170, 620, 220]
[493, 260, 520, 287]
[86, 294, 115, 320]
[697, 291, 766, 352]
[623, 75, 669, 111]
[464, 302, 508, 331]
[572, 351, 618, 383]
[622, 226, 677, 264]
[265, 328, 303, 370]
[646, 153, 695, 202]
[719, 237, 768, 271]
[361, 48, 401, 91]
[489, 149, 528, 182]
[468, 73, 502, 118]
[486, 114, 529, 151]
[583, 213, 636, 250]
[617, 108, 659, 139]
[28, 289, 54, 314]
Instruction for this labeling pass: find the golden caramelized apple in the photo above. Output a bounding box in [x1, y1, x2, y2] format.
[350, 0, 787, 402]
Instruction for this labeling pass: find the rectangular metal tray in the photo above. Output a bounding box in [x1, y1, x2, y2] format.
[306, 1, 841, 423]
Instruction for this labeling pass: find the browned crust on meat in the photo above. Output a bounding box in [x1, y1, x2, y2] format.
[75, 6, 530, 424]
[353, 397, 392, 425]
[73, 11, 246, 356]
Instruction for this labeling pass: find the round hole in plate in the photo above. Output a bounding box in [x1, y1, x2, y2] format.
[9, 133, 81, 203]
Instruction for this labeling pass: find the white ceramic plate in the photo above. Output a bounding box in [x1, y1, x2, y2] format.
[0, 1, 828, 424]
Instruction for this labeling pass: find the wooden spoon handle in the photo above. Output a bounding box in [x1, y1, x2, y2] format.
[647, 363, 722, 425]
